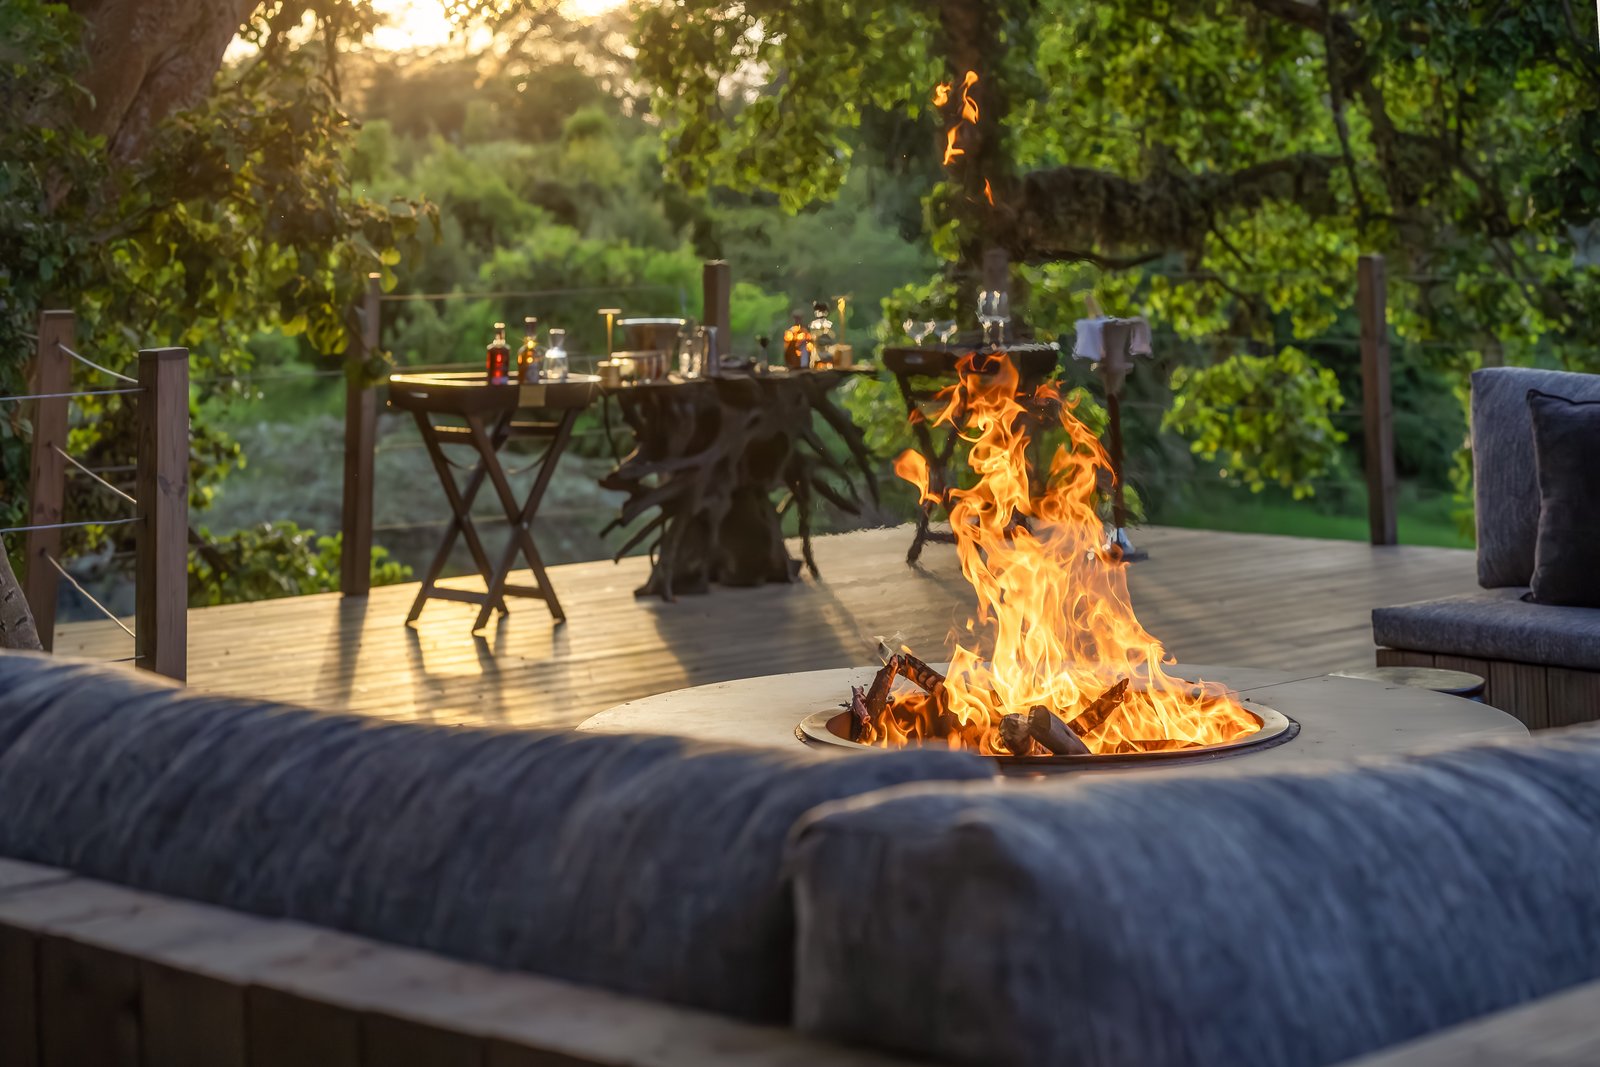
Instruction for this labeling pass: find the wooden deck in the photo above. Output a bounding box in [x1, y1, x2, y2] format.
[53, 525, 1476, 730]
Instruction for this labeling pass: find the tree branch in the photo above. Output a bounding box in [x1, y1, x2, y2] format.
[1000, 153, 1342, 265]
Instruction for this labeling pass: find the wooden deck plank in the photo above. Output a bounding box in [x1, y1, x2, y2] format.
[54, 525, 1477, 729]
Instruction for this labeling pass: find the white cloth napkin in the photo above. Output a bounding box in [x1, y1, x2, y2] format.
[1071, 316, 1152, 393]
[1070, 317, 1152, 361]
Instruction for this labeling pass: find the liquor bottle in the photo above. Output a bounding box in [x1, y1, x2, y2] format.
[544, 328, 569, 382]
[809, 300, 835, 370]
[518, 317, 542, 382]
[782, 313, 813, 370]
[486, 322, 512, 384]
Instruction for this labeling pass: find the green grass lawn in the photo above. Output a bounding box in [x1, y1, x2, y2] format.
[1156, 482, 1473, 549]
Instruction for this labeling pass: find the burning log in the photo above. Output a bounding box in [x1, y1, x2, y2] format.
[862, 659, 901, 722]
[1026, 705, 1091, 756]
[846, 685, 871, 742]
[998, 713, 1037, 756]
[894, 652, 946, 696]
[1064, 678, 1130, 738]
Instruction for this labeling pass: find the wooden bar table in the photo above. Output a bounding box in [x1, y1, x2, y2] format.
[388, 370, 600, 631]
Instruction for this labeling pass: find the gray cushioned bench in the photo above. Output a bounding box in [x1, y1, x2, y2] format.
[788, 724, 1600, 1067]
[10, 650, 1600, 1067]
[0, 651, 988, 1023]
[1373, 366, 1600, 727]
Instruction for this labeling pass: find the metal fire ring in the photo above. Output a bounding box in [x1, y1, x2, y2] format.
[796, 698, 1299, 773]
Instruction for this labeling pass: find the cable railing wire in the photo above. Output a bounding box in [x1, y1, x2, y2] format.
[380, 284, 684, 303]
[0, 516, 142, 536]
[43, 553, 135, 639]
[57, 341, 138, 385]
[56, 445, 137, 507]
[0, 387, 142, 404]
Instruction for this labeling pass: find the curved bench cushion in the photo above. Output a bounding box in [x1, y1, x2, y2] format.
[1371, 588, 1600, 671]
[0, 653, 989, 1021]
[788, 729, 1600, 1067]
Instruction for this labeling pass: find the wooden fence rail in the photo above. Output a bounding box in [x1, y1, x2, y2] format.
[14, 310, 189, 680]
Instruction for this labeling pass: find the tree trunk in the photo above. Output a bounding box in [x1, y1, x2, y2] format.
[64, 0, 258, 162]
[0, 550, 42, 652]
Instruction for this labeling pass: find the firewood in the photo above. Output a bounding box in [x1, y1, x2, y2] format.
[998, 713, 1037, 756]
[1065, 678, 1130, 737]
[847, 685, 871, 742]
[892, 652, 946, 696]
[863, 659, 900, 721]
[1026, 705, 1091, 756]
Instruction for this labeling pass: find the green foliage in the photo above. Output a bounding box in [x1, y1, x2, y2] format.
[0, 0, 432, 589]
[1164, 348, 1348, 499]
[637, 0, 1600, 517]
[188, 523, 410, 607]
[635, 1, 942, 212]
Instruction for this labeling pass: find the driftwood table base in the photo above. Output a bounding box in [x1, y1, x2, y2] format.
[388, 371, 599, 631]
[602, 369, 876, 601]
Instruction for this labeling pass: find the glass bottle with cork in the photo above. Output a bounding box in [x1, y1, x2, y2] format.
[517, 317, 542, 382]
[544, 328, 569, 382]
[486, 322, 512, 384]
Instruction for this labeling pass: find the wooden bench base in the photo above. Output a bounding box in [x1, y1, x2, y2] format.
[1376, 648, 1600, 731]
[0, 858, 915, 1067]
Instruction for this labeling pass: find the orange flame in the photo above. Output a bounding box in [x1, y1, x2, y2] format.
[983, 178, 994, 205]
[936, 70, 983, 173]
[868, 355, 1259, 755]
[942, 127, 965, 166]
[959, 69, 980, 124]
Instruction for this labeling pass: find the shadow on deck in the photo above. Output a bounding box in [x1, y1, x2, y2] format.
[53, 525, 1476, 729]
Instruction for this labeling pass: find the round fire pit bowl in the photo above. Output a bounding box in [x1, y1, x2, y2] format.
[795, 696, 1298, 772]
[578, 664, 1528, 776]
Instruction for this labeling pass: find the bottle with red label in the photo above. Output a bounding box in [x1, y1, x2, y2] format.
[486, 322, 512, 384]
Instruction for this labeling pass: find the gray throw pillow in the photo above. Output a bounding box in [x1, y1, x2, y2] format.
[1528, 389, 1600, 607]
[0, 652, 991, 1021]
[788, 730, 1600, 1067]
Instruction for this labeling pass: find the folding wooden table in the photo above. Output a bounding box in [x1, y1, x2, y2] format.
[387, 371, 600, 631]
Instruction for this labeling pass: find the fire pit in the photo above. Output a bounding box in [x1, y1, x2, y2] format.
[578, 664, 1524, 774]
[581, 352, 1525, 768]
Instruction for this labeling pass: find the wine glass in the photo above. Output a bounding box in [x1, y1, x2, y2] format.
[937, 320, 959, 345]
[977, 290, 1010, 348]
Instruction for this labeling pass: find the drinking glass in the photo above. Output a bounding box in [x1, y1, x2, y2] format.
[902, 318, 917, 341]
[921, 320, 938, 345]
[977, 290, 1010, 348]
[937, 320, 959, 345]
[908, 320, 935, 345]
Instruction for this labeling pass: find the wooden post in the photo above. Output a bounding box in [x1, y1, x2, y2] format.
[24, 311, 73, 651]
[702, 260, 731, 363]
[136, 348, 188, 682]
[1358, 253, 1398, 546]
[341, 273, 381, 597]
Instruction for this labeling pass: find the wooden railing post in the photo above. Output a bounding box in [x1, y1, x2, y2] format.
[1358, 254, 1398, 546]
[341, 272, 381, 597]
[24, 310, 73, 650]
[136, 348, 189, 682]
[702, 260, 731, 345]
